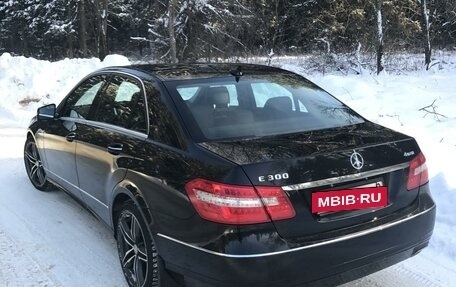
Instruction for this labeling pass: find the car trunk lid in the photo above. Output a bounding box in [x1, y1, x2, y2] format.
[198, 122, 421, 239]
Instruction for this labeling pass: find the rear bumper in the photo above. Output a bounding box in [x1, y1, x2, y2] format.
[155, 189, 436, 286]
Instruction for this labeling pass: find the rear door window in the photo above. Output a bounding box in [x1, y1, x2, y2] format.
[92, 75, 147, 134]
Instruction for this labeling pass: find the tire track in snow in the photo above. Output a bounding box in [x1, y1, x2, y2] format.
[0, 147, 126, 287]
[0, 229, 58, 287]
[344, 251, 455, 287]
[389, 263, 441, 287]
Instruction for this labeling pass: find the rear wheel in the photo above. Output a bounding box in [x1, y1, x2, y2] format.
[116, 202, 160, 287]
[24, 138, 50, 191]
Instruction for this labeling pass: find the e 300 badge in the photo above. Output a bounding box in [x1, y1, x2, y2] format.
[258, 173, 289, 182]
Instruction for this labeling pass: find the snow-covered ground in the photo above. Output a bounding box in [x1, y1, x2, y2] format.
[0, 52, 455, 286]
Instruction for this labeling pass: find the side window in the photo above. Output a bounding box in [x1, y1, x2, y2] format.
[61, 75, 106, 119]
[144, 80, 182, 148]
[92, 75, 147, 133]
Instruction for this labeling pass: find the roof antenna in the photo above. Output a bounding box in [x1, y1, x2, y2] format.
[230, 66, 243, 82]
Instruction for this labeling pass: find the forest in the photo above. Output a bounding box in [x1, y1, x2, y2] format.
[0, 0, 455, 71]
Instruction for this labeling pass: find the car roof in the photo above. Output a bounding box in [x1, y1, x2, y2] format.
[99, 63, 291, 81]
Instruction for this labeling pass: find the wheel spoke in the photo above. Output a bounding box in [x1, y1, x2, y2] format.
[122, 247, 135, 267]
[131, 217, 139, 243]
[120, 219, 135, 247]
[36, 167, 45, 184]
[122, 251, 135, 268]
[137, 247, 148, 262]
[133, 255, 144, 287]
[25, 151, 36, 164]
[31, 144, 38, 158]
[30, 164, 38, 179]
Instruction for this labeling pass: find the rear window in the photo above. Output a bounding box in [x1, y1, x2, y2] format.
[165, 73, 364, 142]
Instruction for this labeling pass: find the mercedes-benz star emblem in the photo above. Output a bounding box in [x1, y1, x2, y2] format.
[350, 151, 364, 170]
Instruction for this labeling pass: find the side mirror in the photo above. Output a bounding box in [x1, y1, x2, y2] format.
[37, 104, 56, 120]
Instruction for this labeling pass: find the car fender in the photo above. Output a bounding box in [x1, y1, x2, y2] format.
[110, 178, 155, 235]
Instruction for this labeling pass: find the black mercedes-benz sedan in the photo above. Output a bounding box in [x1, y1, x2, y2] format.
[24, 63, 435, 287]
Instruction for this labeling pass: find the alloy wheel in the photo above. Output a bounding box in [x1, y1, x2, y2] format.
[24, 140, 47, 189]
[117, 210, 150, 287]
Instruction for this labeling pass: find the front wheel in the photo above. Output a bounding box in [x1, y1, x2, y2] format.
[116, 202, 160, 287]
[24, 138, 50, 191]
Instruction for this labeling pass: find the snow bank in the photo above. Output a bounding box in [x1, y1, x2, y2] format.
[0, 53, 130, 128]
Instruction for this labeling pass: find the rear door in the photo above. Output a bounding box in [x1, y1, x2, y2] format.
[75, 73, 148, 223]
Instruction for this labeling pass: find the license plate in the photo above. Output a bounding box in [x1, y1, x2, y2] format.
[311, 186, 388, 213]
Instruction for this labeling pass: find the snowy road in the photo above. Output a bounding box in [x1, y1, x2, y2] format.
[0, 129, 127, 287]
[1, 128, 455, 287]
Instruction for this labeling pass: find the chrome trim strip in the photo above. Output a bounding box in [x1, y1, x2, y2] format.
[45, 169, 109, 209]
[282, 163, 410, 191]
[107, 146, 123, 151]
[156, 205, 435, 258]
[39, 114, 54, 118]
[60, 117, 147, 140]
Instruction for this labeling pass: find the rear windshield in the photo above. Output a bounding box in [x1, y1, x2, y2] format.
[165, 73, 364, 142]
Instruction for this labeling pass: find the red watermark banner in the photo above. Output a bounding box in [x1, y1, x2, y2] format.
[311, 187, 388, 213]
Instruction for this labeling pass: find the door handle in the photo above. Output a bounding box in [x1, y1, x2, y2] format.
[107, 143, 123, 155]
[66, 132, 76, 142]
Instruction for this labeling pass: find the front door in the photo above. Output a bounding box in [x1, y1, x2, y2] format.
[41, 75, 107, 201]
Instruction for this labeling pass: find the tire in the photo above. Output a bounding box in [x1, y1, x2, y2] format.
[24, 138, 50, 191]
[116, 202, 160, 287]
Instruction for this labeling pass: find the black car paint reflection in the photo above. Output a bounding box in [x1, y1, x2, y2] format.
[25, 64, 435, 287]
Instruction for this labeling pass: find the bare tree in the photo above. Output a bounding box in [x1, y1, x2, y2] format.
[93, 0, 108, 59]
[419, 0, 432, 70]
[65, 4, 75, 58]
[419, 99, 447, 121]
[78, 0, 88, 57]
[168, 0, 177, 63]
[374, 0, 384, 74]
[99, 0, 108, 59]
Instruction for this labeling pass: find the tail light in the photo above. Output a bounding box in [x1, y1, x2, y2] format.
[185, 178, 295, 225]
[255, 186, 296, 221]
[407, 152, 429, 190]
